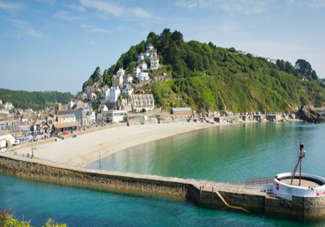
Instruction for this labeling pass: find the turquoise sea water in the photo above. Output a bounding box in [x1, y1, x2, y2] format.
[1, 122, 325, 226]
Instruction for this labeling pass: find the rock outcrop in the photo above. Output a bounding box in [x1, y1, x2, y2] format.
[296, 106, 325, 124]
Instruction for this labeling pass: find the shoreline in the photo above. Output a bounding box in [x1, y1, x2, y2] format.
[12, 120, 301, 168]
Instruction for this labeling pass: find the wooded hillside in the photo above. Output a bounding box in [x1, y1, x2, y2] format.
[0, 89, 73, 110]
[83, 29, 325, 112]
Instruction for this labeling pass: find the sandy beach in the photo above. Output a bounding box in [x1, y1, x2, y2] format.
[13, 122, 232, 167]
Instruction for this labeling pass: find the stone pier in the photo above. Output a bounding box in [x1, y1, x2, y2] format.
[1, 153, 325, 219]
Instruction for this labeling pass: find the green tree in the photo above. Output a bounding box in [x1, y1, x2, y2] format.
[171, 30, 183, 44]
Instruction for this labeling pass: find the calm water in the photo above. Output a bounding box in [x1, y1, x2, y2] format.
[1, 122, 325, 227]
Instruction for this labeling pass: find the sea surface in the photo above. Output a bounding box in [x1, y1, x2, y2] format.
[1, 122, 325, 227]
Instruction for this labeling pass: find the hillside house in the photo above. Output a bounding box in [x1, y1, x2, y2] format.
[4, 102, 13, 110]
[133, 66, 141, 77]
[130, 94, 155, 112]
[112, 74, 123, 87]
[139, 61, 148, 71]
[117, 98, 132, 111]
[85, 86, 93, 99]
[146, 43, 154, 51]
[138, 53, 144, 63]
[150, 54, 159, 70]
[123, 75, 133, 84]
[109, 86, 121, 103]
[138, 72, 149, 81]
[121, 84, 133, 96]
[98, 104, 108, 113]
[116, 68, 125, 77]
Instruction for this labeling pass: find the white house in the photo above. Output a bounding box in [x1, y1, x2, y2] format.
[150, 54, 159, 70]
[138, 72, 149, 81]
[138, 53, 144, 63]
[112, 74, 123, 87]
[101, 85, 110, 103]
[4, 102, 13, 110]
[144, 50, 150, 59]
[0, 130, 15, 152]
[0, 109, 9, 114]
[139, 61, 148, 71]
[146, 43, 154, 51]
[121, 84, 134, 96]
[57, 114, 76, 123]
[54, 113, 78, 133]
[99, 110, 127, 123]
[130, 94, 155, 112]
[116, 68, 125, 77]
[117, 98, 132, 111]
[98, 104, 108, 113]
[68, 100, 75, 110]
[109, 86, 121, 103]
[133, 66, 141, 77]
[90, 92, 97, 100]
[123, 75, 133, 84]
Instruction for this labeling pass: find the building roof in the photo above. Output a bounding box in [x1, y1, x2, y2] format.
[0, 130, 10, 136]
[53, 122, 78, 129]
[58, 110, 86, 119]
[172, 107, 192, 112]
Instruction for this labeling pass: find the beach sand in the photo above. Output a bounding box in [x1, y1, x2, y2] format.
[14, 122, 230, 167]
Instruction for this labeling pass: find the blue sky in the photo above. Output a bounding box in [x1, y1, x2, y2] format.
[0, 0, 324, 94]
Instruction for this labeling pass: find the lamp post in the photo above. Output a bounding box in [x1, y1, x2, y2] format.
[98, 143, 103, 171]
[31, 131, 36, 158]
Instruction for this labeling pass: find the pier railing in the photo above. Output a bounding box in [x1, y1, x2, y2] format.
[245, 177, 274, 187]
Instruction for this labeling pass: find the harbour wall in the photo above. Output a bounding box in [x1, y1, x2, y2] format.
[1, 154, 325, 219]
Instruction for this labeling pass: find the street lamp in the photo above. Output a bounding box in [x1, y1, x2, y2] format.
[31, 132, 36, 159]
[98, 143, 103, 171]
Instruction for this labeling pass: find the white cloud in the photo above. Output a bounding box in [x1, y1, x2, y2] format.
[309, 0, 325, 8]
[80, 24, 111, 34]
[91, 28, 111, 34]
[53, 11, 81, 21]
[80, 0, 123, 17]
[175, 0, 270, 14]
[6, 18, 43, 39]
[220, 22, 239, 32]
[286, 0, 325, 9]
[33, 0, 56, 5]
[85, 40, 96, 45]
[176, 0, 198, 9]
[25, 27, 44, 39]
[79, 0, 151, 19]
[116, 26, 132, 32]
[0, 1, 23, 11]
[132, 7, 151, 18]
[64, 3, 86, 12]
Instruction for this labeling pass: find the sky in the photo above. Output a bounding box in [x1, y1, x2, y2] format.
[0, 0, 324, 94]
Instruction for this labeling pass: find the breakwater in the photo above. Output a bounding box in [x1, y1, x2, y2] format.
[1, 153, 325, 219]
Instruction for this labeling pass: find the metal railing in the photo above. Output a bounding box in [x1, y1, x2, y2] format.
[245, 176, 274, 187]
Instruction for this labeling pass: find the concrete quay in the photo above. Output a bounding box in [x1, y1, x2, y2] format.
[1, 153, 325, 219]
